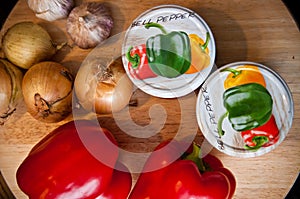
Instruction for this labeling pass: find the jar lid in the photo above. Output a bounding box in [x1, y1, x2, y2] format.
[122, 5, 216, 98]
[196, 61, 294, 157]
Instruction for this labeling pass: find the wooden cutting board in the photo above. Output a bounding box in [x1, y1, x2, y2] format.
[1, 0, 300, 198]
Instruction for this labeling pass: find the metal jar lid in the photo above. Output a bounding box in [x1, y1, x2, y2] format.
[122, 5, 216, 98]
[196, 61, 294, 157]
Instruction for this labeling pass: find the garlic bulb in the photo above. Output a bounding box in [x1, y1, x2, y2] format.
[0, 59, 23, 125]
[27, 0, 74, 21]
[66, 2, 114, 49]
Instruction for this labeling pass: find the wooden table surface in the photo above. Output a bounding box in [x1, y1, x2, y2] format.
[1, 0, 300, 198]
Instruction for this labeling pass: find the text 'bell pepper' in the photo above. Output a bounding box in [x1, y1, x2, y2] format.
[126, 44, 157, 80]
[241, 114, 279, 150]
[218, 83, 273, 136]
[221, 65, 266, 89]
[129, 141, 236, 199]
[16, 120, 132, 199]
[145, 22, 191, 78]
[185, 32, 211, 74]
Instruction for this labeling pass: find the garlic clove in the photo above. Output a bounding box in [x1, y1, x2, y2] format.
[27, 0, 74, 21]
[66, 2, 114, 49]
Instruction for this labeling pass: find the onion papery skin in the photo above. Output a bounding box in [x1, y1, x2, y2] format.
[0, 59, 23, 125]
[74, 57, 133, 114]
[27, 0, 74, 21]
[22, 61, 74, 123]
[2, 22, 56, 69]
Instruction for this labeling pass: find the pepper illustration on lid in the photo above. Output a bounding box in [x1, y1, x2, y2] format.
[196, 61, 293, 156]
[218, 82, 273, 134]
[126, 23, 211, 79]
[122, 5, 216, 98]
[218, 65, 279, 151]
[144, 22, 191, 78]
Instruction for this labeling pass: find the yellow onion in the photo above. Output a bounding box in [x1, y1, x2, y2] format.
[74, 57, 133, 114]
[2, 21, 57, 69]
[0, 59, 23, 125]
[22, 61, 73, 123]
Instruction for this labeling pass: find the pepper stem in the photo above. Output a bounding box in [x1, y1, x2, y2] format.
[184, 143, 206, 172]
[201, 32, 210, 51]
[244, 136, 269, 151]
[218, 112, 228, 137]
[126, 46, 140, 69]
[220, 68, 242, 78]
[145, 22, 168, 34]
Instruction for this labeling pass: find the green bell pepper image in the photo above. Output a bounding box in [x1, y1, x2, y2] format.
[145, 22, 191, 78]
[218, 83, 273, 136]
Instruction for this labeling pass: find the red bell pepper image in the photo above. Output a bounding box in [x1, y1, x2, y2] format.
[125, 44, 157, 80]
[241, 114, 279, 150]
[129, 141, 236, 199]
[16, 120, 132, 199]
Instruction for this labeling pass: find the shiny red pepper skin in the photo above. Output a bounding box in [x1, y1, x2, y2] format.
[129, 141, 236, 199]
[241, 114, 279, 150]
[16, 120, 129, 199]
[202, 154, 236, 199]
[126, 44, 157, 80]
[96, 162, 132, 199]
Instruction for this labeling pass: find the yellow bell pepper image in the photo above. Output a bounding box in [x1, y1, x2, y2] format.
[221, 65, 267, 89]
[185, 32, 210, 74]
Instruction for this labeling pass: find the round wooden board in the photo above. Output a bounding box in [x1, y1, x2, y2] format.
[1, 0, 300, 198]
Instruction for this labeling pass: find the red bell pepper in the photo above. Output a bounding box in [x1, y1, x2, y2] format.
[16, 120, 131, 199]
[129, 141, 236, 199]
[241, 114, 279, 150]
[125, 44, 157, 80]
[96, 162, 132, 199]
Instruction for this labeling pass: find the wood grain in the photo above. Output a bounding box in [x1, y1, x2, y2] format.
[0, 0, 300, 198]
